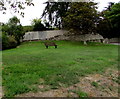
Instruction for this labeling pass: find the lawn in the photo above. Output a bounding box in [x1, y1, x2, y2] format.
[2, 41, 118, 97]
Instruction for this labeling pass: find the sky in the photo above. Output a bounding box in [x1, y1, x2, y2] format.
[0, 0, 120, 26]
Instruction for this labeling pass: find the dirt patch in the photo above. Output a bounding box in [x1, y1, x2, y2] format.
[16, 68, 119, 97]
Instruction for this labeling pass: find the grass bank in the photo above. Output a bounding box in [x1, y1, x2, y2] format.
[2, 41, 118, 97]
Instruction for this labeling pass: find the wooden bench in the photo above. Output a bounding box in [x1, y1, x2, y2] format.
[44, 42, 57, 48]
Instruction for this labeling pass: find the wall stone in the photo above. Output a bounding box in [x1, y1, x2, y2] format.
[109, 38, 119, 43]
[23, 30, 67, 41]
[49, 34, 104, 42]
[23, 30, 106, 44]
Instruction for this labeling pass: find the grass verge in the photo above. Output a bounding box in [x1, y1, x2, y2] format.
[2, 41, 118, 97]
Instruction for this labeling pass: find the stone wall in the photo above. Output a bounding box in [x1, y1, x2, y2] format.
[23, 30, 106, 45]
[23, 30, 104, 42]
[109, 38, 119, 43]
[49, 34, 104, 42]
[23, 30, 67, 41]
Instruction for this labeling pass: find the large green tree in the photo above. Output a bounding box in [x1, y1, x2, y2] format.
[105, 2, 120, 38]
[96, 17, 113, 38]
[2, 16, 24, 44]
[42, 1, 70, 29]
[63, 2, 98, 35]
[31, 18, 45, 31]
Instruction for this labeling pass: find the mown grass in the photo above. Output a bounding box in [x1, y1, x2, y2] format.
[2, 40, 118, 97]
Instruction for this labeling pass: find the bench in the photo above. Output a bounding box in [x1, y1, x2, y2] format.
[44, 42, 57, 48]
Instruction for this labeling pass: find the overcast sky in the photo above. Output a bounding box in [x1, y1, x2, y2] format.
[0, 0, 120, 26]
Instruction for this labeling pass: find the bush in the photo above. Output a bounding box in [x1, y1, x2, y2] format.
[2, 33, 17, 50]
[33, 22, 46, 31]
[2, 33, 9, 50]
[23, 26, 33, 32]
[8, 36, 17, 48]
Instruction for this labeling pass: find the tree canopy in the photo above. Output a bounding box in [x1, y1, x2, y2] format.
[97, 2, 120, 38]
[42, 1, 70, 29]
[105, 2, 120, 38]
[31, 18, 46, 31]
[2, 16, 24, 44]
[63, 2, 98, 35]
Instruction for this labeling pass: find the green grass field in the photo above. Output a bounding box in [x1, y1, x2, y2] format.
[2, 41, 118, 97]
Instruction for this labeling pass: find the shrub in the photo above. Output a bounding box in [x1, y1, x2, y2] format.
[91, 81, 99, 88]
[2, 33, 17, 50]
[33, 22, 45, 31]
[8, 36, 17, 48]
[23, 26, 33, 32]
[2, 33, 9, 50]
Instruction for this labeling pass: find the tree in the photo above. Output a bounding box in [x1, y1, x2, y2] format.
[0, 0, 34, 17]
[63, 2, 98, 35]
[31, 18, 45, 31]
[42, 1, 70, 29]
[96, 18, 113, 38]
[44, 21, 50, 29]
[8, 16, 20, 25]
[2, 16, 24, 44]
[105, 2, 115, 11]
[23, 26, 33, 32]
[105, 2, 120, 38]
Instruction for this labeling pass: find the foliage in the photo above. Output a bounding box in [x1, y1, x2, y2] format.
[105, 2, 120, 38]
[2, 33, 17, 50]
[2, 33, 9, 50]
[44, 21, 50, 29]
[96, 17, 113, 38]
[63, 2, 98, 35]
[31, 18, 42, 26]
[8, 35, 18, 48]
[42, 1, 70, 29]
[91, 81, 99, 88]
[33, 22, 45, 31]
[2, 41, 118, 97]
[43, 20, 54, 30]
[44, 21, 51, 30]
[77, 90, 88, 97]
[31, 18, 46, 31]
[7, 16, 24, 44]
[2, 16, 24, 50]
[0, 0, 34, 17]
[23, 26, 33, 32]
[97, 2, 120, 38]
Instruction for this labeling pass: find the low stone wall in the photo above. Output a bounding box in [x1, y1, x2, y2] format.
[109, 38, 119, 43]
[49, 34, 104, 42]
[23, 30, 67, 41]
[23, 30, 106, 44]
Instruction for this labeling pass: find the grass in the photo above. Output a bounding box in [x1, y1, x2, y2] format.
[2, 40, 118, 97]
[76, 91, 88, 97]
[70, 89, 88, 97]
[91, 81, 99, 88]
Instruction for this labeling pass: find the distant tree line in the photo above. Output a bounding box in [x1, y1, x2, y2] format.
[31, 18, 54, 31]
[42, 1, 120, 38]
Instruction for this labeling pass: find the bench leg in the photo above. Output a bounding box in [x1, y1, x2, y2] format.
[46, 46, 48, 48]
[55, 45, 57, 48]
